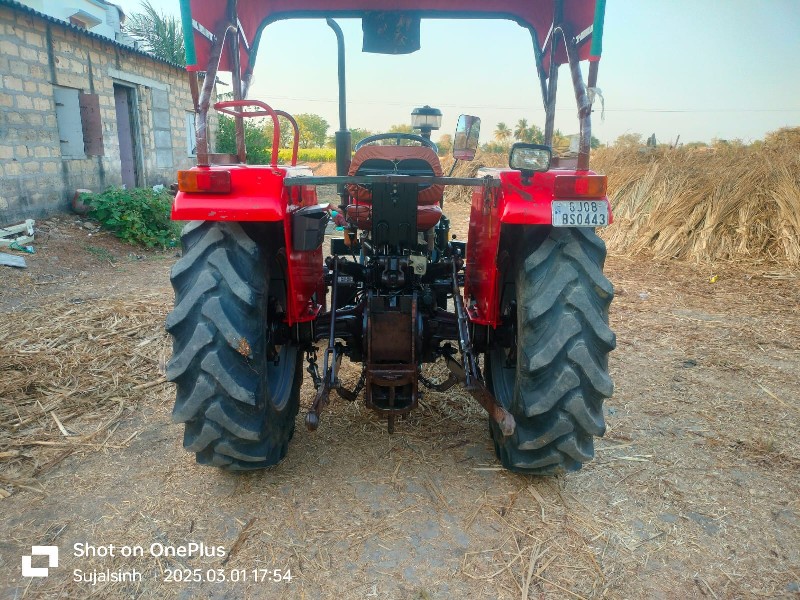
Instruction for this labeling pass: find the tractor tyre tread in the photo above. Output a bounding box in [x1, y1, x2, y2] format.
[166, 221, 301, 470]
[489, 227, 615, 474]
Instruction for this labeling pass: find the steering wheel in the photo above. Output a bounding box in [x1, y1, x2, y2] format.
[355, 132, 438, 151]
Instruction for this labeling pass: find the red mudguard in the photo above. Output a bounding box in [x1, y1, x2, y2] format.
[464, 168, 613, 327]
[172, 165, 323, 325]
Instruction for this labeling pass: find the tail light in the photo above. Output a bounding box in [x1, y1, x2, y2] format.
[554, 175, 607, 199]
[177, 169, 231, 193]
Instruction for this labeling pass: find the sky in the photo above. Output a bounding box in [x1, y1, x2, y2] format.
[115, 0, 800, 145]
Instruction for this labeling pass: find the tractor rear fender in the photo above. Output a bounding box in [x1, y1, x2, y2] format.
[464, 168, 612, 327]
[172, 164, 316, 221]
[172, 164, 324, 325]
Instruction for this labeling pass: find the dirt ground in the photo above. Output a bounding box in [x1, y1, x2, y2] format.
[1, 214, 799, 599]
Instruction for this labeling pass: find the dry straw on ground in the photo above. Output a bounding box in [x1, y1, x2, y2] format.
[592, 127, 800, 264]
[0, 295, 171, 495]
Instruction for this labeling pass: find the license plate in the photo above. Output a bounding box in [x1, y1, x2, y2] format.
[551, 200, 609, 227]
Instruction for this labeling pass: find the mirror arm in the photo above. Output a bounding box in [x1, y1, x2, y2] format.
[447, 159, 458, 177]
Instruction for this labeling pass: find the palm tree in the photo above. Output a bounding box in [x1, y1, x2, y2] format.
[494, 122, 512, 144]
[126, 1, 185, 65]
[528, 123, 544, 144]
[514, 119, 529, 142]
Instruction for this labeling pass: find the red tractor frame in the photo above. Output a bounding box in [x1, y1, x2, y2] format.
[167, 0, 615, 474]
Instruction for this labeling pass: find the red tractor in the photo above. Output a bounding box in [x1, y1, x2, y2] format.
[167, 0, 615, 475]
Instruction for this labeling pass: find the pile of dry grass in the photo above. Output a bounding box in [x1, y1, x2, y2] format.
[593, 127, 800, 264]
[441, 151, 507, 205]
[0, 296, 170, 496]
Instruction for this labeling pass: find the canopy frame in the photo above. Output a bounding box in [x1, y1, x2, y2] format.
[183, 0, 604, 170]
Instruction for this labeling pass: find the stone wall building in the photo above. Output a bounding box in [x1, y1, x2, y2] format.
[0, 0, 205, 222]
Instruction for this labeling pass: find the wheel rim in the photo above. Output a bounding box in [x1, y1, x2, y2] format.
[489, 280, 518, 411]
[266, 343, 296, 411]
[489, 346, 516, 410]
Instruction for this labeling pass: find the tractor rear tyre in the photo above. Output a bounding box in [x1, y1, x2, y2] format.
[166, 221, 302, 470]
[487, 227, 615, 474]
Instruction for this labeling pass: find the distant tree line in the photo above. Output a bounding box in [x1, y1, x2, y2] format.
[486, 119, 601, 153]
[609, 133, 738, 150]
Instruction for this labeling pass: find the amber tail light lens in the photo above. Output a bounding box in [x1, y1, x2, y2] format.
[553, 175, 607, 199]
[177, 170, 231, 193]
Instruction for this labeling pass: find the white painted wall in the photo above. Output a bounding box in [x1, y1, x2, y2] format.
[17, 0, 124, 40]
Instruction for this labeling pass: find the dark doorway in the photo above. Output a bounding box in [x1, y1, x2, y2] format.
[114, 84, 138, 188]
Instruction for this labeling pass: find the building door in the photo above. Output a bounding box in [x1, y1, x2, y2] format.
[114, 84, 137, 188]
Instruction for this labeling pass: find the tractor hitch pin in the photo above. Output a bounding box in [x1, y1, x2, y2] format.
[305, 257, 342, 431]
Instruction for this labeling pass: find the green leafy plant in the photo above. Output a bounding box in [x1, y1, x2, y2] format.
[82, 187, 181, 248]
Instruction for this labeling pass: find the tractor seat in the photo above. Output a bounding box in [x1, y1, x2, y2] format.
[346, 145, 443, 230]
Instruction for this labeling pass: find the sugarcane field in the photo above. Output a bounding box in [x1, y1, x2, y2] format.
[1, 1, 799, 599]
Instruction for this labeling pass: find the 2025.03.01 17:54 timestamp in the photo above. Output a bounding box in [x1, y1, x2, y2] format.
[163, 568, 292, 584]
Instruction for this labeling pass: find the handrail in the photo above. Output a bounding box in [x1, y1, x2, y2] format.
[214, 100, 290, 167]
[274, 110, 299, 166]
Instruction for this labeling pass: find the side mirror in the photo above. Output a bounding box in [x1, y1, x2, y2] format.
[453, 115, 481, 161]
[509, 143, 551, 181]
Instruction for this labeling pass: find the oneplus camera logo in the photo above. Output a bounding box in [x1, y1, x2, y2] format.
[22, 546, 59, 577]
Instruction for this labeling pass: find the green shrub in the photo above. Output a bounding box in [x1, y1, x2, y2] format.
[83, 187, 181, 248]
[216, 115, 277, 165]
